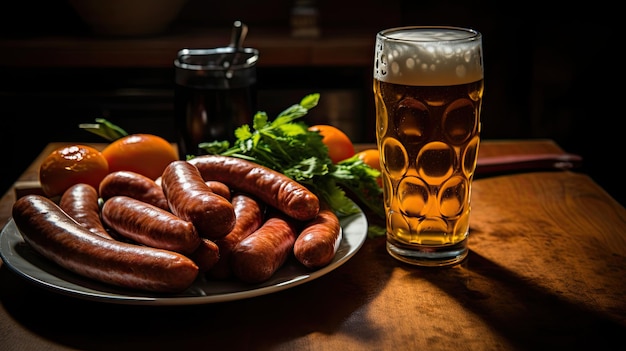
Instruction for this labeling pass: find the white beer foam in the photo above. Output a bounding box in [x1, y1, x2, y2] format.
[374, 27, 483, 86]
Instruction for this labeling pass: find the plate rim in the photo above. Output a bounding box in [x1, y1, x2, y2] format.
[0, 205, 368, 306]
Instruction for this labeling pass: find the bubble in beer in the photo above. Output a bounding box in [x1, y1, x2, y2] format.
[390, 61, 400, 75]
[406, 57, 416, 70]
[456, 65, 467, 79]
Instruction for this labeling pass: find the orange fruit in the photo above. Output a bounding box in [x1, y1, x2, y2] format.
[308, 124, 355, 163]
[355, 149, 381, 171]
[39, 144, 110, 198]
[101, 134, 178, 180]
[355, 148, 382, 187]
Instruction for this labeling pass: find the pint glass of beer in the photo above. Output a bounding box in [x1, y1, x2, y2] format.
[373, 26, 483, 266]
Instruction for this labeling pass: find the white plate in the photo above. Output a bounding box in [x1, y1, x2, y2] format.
[0, 207, 367, 306]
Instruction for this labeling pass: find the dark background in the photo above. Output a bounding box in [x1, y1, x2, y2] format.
[1, 1, 620, 205]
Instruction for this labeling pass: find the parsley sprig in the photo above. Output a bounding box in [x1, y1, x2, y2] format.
[197, 93, 384, 220]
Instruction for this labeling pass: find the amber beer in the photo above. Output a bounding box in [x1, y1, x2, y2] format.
[373, 26, 484, 266]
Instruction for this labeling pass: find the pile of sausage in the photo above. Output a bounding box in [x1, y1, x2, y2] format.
[11, 155, 343, 294]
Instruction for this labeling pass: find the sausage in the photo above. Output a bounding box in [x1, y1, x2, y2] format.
[208, 193, 265, 280]
[293, 204, 343, 269]
[99, 170, 170, 211]
[59, 183, 112, 239]
[230, 211, 299, 284]
[156, 177, 231, 203]
[12, 194, 199, 293]
[161, 161, 236, 240]
[189, 238, 221, 273]
[101, 196, 201, 255]
[188, 155, 320, 221]
[205, 180, 231, 201]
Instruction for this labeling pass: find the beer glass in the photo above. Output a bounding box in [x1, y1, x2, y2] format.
[373, 26, 483, 266]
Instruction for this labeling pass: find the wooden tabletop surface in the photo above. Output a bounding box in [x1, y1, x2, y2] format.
[1, 139, 625, 350]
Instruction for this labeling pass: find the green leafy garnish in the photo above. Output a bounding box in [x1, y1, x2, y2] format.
[79, 118, 128, 141]
[198, 93, 384, 220]
[367, 225, 386, 239]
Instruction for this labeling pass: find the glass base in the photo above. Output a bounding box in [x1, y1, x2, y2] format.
[386, 237, 468, 267]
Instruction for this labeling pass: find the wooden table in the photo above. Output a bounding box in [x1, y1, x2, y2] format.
[1, 139, 625, 350]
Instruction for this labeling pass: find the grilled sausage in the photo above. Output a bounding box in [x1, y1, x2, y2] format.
[101, 196, 201, 255]
[188, 155, 320, 221]
[205, 180, 231, 201]
[189, 238, 221, 273]
[12, 194, 199, 293]
[59, 183, 112, 239]
[157, 176, 231, 201]
[294, 204, 342, 269]
[99, 170, 169, 211]
[230, 211, 299, 284]
[208, 193, 265, 279]
[161, 161, 236, 239]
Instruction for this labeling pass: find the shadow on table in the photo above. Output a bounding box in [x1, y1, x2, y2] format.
[420, 250, 625, 350]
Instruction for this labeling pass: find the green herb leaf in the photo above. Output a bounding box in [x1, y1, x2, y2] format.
[367, 225, 386, 239]
[79, 118, 128, 141]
